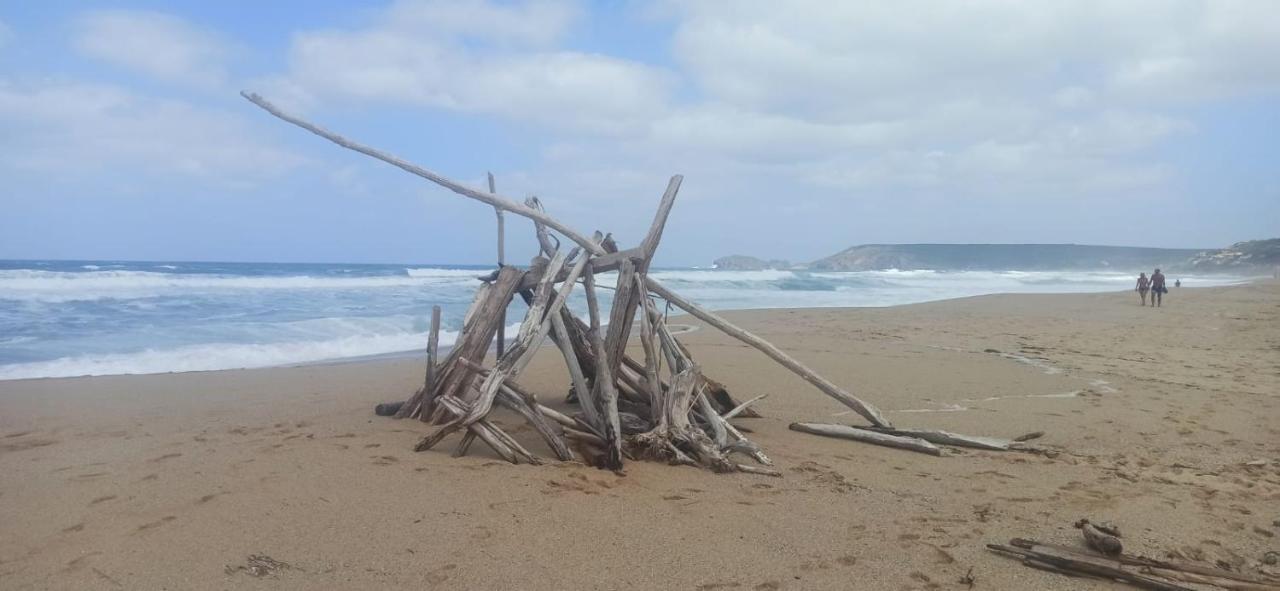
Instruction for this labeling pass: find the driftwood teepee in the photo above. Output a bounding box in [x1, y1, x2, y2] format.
[242, 91, 898, 474]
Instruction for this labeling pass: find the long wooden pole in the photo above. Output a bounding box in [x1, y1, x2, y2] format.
[241, 90, 892, 429]
[425, 305, 441, 391]
[647, 279, 893, 428]
[240, 91, 604, 255]
[489, 172, 505, 358]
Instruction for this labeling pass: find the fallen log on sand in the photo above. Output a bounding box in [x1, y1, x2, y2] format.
[789, 422, 942, 456]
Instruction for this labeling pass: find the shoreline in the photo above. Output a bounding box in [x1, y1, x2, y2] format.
[0, 279, 1259, 384]
[2, 282, 1277, 589]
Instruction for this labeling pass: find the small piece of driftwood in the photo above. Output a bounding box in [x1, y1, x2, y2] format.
[789, 423, 942, 456]
[860, 426, 1011, 451]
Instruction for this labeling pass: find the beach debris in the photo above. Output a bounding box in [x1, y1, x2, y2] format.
[1013, 430, 1045, 442]
[989, 537, 1280, 590]
[242, 91, 897, 473]
[789, 422, 942, 456]
[1263, 551, 1278, 566]
[859, 426, 1012, 450]
[1075, 519, 1124, 556]
[959, 566, 976, 588]
[225, 554, 293, 578]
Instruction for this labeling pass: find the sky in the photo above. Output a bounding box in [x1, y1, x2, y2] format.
[1, 1, 1278, 266]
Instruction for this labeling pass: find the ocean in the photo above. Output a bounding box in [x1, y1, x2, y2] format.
[0, 260, 1250, 381]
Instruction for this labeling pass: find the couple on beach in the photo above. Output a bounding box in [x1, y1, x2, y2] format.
[1135, 269, 1169, 307]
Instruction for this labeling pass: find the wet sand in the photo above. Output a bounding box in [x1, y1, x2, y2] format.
[2, 282, 1277, 589]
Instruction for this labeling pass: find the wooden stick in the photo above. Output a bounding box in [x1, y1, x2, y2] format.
[584, 263, 623, 470]
[721, 394, 767, 421]
[496, 388, 573, 461]
[424, 305, 441, 393]
[549, 310, 600, 429]
[989, 541, 1194, 591]
[635, 275, 665, 409]
[241, 91, 604, 254]
[459, 250, 568, 425]
[1141, 567, 1280, 591]
[789, 422, 941, 456]
[649, 279, 893, 429]
[860, 426, 1010, 451]
[524, 196, 560, 258]
[490, 172, 506, 358]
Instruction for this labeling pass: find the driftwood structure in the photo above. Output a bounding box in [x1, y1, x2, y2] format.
[243, 91, 908, 474]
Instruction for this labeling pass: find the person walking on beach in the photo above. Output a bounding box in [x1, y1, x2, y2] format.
[1175, 279, 1181, 288]
[1150, 268, 1167, 307]
[1136, 272, 1150, 306]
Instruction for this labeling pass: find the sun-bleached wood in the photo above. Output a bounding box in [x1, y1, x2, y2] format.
[789, 422, 940, 456]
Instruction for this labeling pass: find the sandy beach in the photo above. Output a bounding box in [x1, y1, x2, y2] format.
[1, 282, 1277, 590]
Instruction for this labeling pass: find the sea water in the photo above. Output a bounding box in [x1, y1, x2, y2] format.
[0, 260, 1249, 380]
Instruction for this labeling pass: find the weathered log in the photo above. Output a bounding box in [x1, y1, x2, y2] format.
[861, 426, 1011, 451]
[789, 422, 941, 456]
[549, 309, 599, 428]
[1017, 537, 1280, 588]
[422, 266, 523, 421]
[583, 262, 623, 470]
[989, 540, 1194, 591]
[635, 275, 666, 411]
[456, 249, 569, 426]
[648, 280, 893, 429]
[490, 173, 506, 358]
[426, 305, 442, 391]
[374, 402, 403, 416]
[1141, 568, 1280, 591]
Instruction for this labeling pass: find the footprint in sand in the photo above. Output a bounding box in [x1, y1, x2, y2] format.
[133, 516, 177, 533]
[197, 492, 225, 504]
[425, 563, 456, 584]
[1, 437, 59, 453]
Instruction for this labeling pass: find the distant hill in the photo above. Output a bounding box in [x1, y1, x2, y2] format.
[806, 244, 1203, 272]
[713, 255, 791, 271]
[1185, 239, 1280, 272]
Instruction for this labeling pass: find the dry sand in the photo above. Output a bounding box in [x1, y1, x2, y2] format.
[2, 282, 1278, 590]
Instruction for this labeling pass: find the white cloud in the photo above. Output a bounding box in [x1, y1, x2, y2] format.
[247, 0, 1277, 250]
[383, 0, 580, 46]
[73, 10, 234, 88]
[281, 0, 672, 133]
[0, 80, 305, 183]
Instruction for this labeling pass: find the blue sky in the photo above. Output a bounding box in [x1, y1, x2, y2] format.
[1, 1, 1277, 266]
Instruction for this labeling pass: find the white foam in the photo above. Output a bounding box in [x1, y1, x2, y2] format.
[0, 318, 533, 381]
[650, 269, 796, 282]
[0, 331, 453, 380]
[0, 269, 482, 302]
[404, 267, 493, 279]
